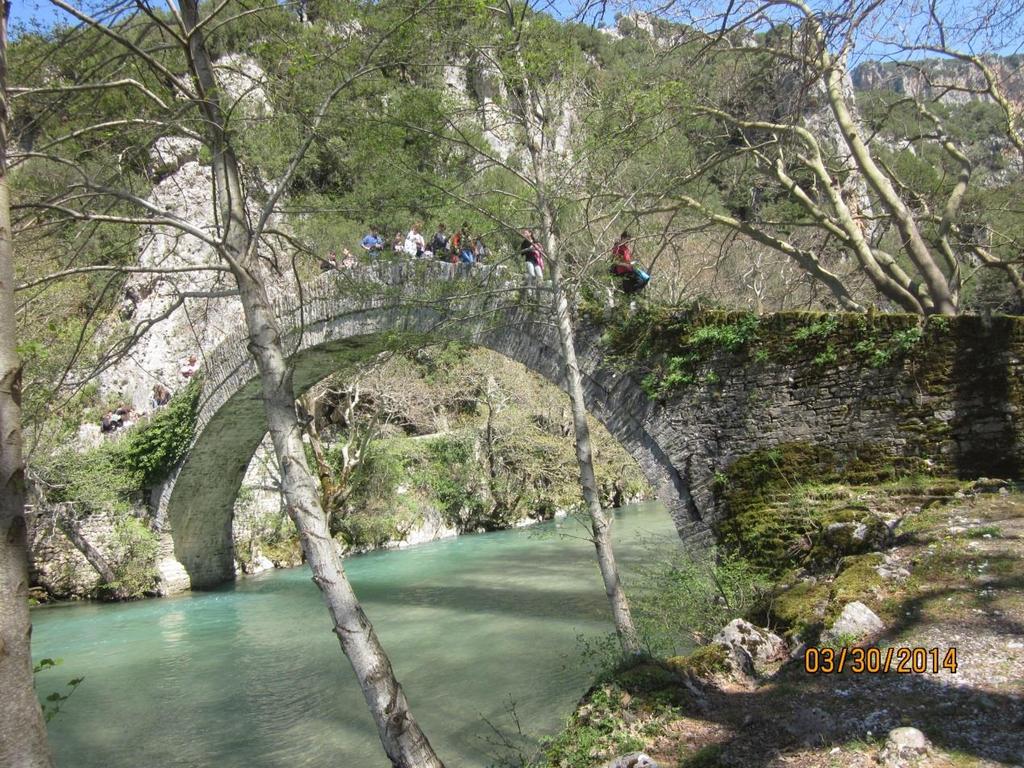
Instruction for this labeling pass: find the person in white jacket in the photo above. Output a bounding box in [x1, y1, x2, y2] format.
[403, 222, 426, 258]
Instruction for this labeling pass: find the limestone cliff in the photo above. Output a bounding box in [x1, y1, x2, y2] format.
[852, 56, 1024, 106]
[97, 56, 292, 413]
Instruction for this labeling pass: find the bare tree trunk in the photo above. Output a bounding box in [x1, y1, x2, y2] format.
[179, 3, 444, 764]
[0, 0, 56, 762]
[547, 241, 641, 656]
[505, 1, 642, 651]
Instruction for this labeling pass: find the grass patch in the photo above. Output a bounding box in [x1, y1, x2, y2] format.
[534, 677, 680, 768]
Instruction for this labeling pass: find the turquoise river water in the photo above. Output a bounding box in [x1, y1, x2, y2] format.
[32, 503, 679, 768]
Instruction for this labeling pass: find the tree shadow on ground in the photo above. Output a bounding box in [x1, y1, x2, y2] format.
[613, 545, 1024, 767]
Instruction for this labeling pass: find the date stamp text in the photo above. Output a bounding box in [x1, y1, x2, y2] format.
[804, 646, 958, 674]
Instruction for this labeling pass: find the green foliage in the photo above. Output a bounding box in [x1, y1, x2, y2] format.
[334, 442, 424, 549]
[40, 382, 201, 515]
[631, 542, 771, 653]
[34, 385, 197, 598]
[642, 353, 698, 397]
[335, 505, 420, 550]
[304, 345, 648, 551]
[42, 440, 136, 516]
[534, 681, 676, 768]
[849, 322, 924, 368]
[537, 698, 644, 768]
[812, 346, 838, 367]
[32, 658, 84, 722]
[531, 656, 687, 768]
[117, 378, 201, 487]
[791, 315, 839, 342]
[599, 305, 935, 399]
[102, 516, 159, 599]
[686, 313, 760, 351]
[235, 491, 302, 568]
[601, 305, 762, 398]
[421, 435, 487, 526]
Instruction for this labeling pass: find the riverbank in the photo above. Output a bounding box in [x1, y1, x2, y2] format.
[533, 478, 1024, 767]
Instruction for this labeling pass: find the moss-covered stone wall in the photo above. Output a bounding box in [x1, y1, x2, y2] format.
[594, 307, 1024, 522]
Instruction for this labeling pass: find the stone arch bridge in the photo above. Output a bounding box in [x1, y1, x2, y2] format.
[154, 262, 695, 589]
[154, 261, 1024, 590]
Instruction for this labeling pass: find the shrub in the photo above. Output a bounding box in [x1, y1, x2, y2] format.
[99, 516, 159, 599]
[39, 380, 202, 514]
[117, 378, 200, 487]
[630, 540, 771, 653]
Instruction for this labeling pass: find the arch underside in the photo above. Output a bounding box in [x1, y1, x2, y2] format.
[157, 301, 699, 589]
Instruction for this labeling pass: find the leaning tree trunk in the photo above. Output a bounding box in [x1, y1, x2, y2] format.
[234, 270, 444, 768]
[179, 3, 444, 764]
[513, 34, 641, 652]
[546, 234, 641, 656]
[0, 1, 56, 763]
[55, 508, 118, 586]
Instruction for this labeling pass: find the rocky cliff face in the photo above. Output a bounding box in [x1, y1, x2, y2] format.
[97, 56, 291, 413]
[852, 56, 1024, 105]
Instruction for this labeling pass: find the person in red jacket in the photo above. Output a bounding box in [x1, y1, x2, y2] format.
[611, 230, 634, 276]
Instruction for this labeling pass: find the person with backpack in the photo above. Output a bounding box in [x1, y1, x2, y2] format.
[451, 222, 474, 264]
[610, 230, 634, 276]
[610, 230, 650, 294]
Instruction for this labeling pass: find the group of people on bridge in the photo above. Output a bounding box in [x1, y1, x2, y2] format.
[318, 221, 506, 276]
[317, 221, 650, 295]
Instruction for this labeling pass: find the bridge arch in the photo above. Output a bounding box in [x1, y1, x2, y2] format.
[153, 263, 699, 589]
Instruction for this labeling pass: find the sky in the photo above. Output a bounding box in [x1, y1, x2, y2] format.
[9, 0, 75, 32]
[9, 0, 1023, 59]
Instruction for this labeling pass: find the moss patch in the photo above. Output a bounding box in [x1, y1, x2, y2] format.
[667, 645, 729, 678]
[714, 442, 952, 575]
[768, 580, 830, 639]
[591, 305, 955, 399]
[829, 554, 887, 621]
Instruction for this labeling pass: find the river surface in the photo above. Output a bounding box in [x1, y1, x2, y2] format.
[32, 503, 679, 768]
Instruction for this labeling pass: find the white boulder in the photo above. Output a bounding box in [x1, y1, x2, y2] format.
[712, 618, 787, 677]
[879, 726, 930, 767]
[821, 601, 884, 643]
[602, 753, 659, 768]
